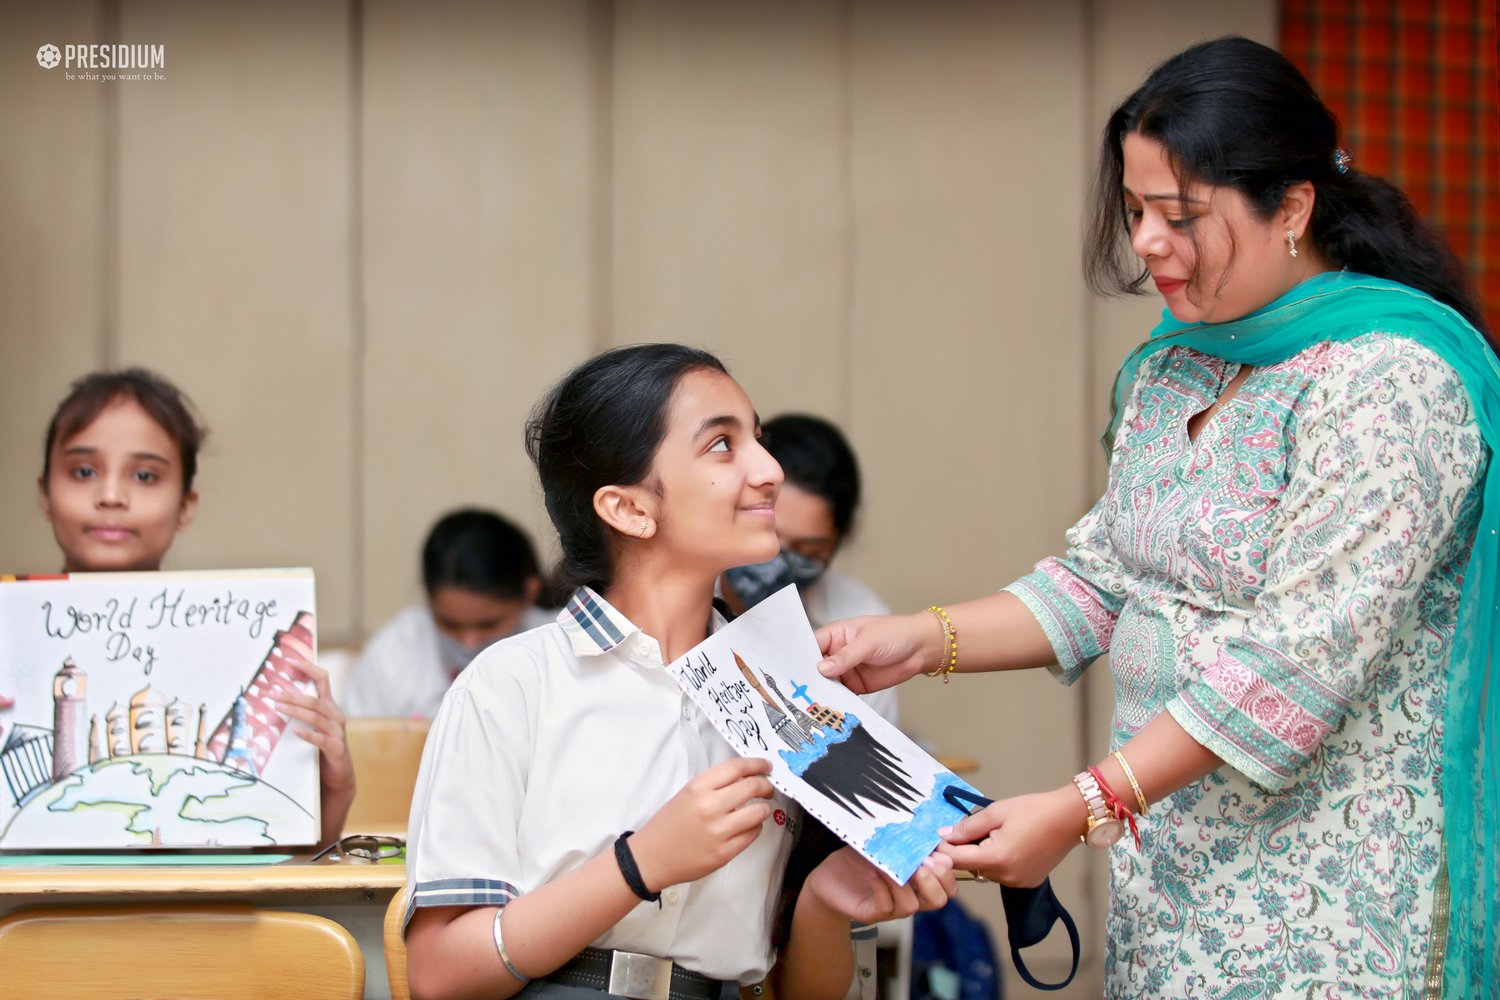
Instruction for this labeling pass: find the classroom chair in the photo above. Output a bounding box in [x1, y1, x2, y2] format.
[0, 904, 364, 999]
[343, 716, 431, 837]
[385, 884, 411, 1000]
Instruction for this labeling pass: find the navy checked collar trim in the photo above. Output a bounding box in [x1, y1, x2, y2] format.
[559, 586, 634, 656]
[556, 585, 727, 658]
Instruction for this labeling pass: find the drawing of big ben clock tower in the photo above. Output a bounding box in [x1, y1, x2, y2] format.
[52, 657, 89, 780]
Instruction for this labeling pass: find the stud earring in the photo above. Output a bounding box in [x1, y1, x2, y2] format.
[638, 519, 650, 538]
[1286, 230, 1299, 258]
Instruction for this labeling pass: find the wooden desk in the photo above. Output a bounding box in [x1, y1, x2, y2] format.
[0, 856, 405, 907]
[0, 857, 404, 999]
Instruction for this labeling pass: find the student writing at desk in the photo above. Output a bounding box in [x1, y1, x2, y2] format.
[30, 368, 356, 846]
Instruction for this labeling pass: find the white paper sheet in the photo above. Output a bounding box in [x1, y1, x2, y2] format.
[669, 585, 984, 882]
[0, 569, 321, 849]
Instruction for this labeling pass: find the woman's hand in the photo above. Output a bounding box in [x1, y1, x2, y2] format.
[814, 612, 943, 694]
[628, 756, 775, 891]
[805, 847, 957, 924]
[274, 632, 356, 843]
[938, 787, 1085, 888]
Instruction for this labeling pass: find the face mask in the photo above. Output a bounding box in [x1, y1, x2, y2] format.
[723, 548, 827, 610]
[942, 785, 1080, 991]
[436, 631, 497, 675]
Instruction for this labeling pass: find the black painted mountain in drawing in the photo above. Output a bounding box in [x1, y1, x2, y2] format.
[799, 723, 923, 819]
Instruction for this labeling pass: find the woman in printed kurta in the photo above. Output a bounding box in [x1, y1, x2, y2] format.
[815, 37, 1499, 999]
[1005, 334, 1483, 995]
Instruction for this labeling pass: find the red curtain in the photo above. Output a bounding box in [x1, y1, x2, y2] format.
[1282, 0, 1500, 333]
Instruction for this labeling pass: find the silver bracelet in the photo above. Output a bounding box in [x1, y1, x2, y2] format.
[492, 907, 530, 983]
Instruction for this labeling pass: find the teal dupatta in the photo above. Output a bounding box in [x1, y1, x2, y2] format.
[1104, 272, 1499, 995]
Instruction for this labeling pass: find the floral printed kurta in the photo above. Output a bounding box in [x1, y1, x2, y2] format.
[1006, 333, 1486, 998]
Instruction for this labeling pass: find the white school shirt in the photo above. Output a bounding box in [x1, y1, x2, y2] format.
[343, 603, 555, 719]
[800, 569, 900, 727]
[404, 587, 797, 983]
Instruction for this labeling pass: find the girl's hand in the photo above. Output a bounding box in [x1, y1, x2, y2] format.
[937, 787, 1085, 888]
[805, 847, 957, 924]
[629, 756, 775, 891]
[814, 613, 943, 694]
[273, 632, 356, 842]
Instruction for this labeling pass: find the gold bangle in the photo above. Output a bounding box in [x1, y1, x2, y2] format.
[923, 607, 950, 678]
[925, 606, 958, 683]
[1112, 749, 1148, 815]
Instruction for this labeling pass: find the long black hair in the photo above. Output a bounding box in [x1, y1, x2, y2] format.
[1085, 35, 1491, 342]
[524, 344, 729, 594]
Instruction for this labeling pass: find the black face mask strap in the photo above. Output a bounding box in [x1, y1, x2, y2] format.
[940, 784, 1082, 991]
[1001, 881, 1080, 991]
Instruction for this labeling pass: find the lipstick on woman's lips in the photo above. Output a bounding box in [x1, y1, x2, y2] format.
[1153, 275, 1187, 295]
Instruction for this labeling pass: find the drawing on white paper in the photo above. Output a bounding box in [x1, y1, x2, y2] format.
[0, 570, 321, 850]
[671, 586, 982, 883]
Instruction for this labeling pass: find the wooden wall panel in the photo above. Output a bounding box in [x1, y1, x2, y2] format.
[360, 0, 598, 628]
[0, 4, 109, 575]
[610, 0, 848, 419]
[113, 0, 357, 637]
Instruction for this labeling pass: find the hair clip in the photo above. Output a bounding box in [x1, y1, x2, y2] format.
[1333, 148, 1352, 175]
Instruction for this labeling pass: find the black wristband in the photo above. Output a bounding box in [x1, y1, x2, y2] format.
[614, 831, 662, 905]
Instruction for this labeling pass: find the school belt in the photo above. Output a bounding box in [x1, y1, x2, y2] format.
[547, 946, 727, 1000]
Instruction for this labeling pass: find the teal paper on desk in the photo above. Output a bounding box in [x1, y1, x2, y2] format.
[0, 853, 291, 866]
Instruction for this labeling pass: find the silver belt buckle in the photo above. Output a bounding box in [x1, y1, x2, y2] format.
[607, 949, 673, 1000]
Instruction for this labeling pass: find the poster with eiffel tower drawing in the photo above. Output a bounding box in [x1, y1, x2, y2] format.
[0, 568, 320, 850]
[668, 585, 984, 883]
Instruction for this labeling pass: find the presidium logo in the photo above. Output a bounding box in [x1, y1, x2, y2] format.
[36, 42, 166, 81]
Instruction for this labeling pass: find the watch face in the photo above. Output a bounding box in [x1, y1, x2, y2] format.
[1085, 819, 1125, 848]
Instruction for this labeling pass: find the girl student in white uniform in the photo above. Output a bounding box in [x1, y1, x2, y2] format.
[28, 368, 356, 845]
[344, 507, 553, 719]
[403, 344, 957, 1000]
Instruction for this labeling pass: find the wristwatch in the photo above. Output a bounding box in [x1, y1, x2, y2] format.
[1073, 770, 1124, 848]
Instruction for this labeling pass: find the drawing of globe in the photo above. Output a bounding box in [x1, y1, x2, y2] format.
[1, 755, 312, 848]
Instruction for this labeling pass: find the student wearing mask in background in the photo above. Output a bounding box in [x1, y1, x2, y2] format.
[344, 508, 551, 719]
[720, 414, 898, 726]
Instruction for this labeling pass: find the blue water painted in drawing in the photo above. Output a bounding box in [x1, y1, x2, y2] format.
[864, 771, 984, 883]
[778, 711, 861, 774]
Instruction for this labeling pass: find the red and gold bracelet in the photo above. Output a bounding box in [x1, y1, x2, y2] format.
[1088, 765, 1141, 850]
